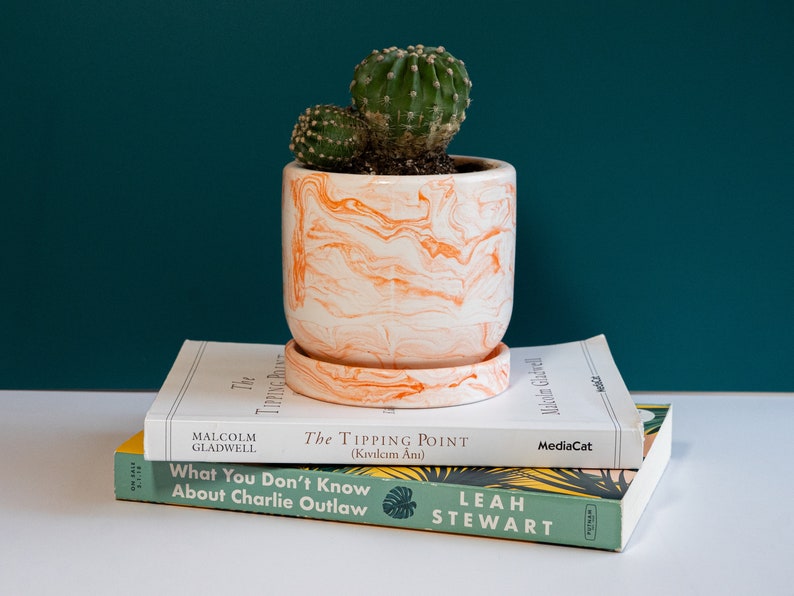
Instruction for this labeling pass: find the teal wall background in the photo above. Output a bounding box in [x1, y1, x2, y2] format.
[2, 1, 792, 391]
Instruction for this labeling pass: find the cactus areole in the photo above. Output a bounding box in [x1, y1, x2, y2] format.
[289, 45, 474, 175]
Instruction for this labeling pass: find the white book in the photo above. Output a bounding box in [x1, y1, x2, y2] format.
[144, 335, 644, 468]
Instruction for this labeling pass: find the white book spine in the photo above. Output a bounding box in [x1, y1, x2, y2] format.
[144, 420, 644, 468]
[143, 337, 645, 468]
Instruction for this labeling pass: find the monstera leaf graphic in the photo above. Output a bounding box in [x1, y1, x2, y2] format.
[382, 486, 417, 519]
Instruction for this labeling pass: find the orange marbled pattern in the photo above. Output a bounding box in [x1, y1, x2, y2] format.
[282, 157, 516, 371]
[284, 340, 511, 408]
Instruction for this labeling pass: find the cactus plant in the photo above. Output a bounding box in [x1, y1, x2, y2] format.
[350, 45, 471, 163]
[289, 44, 472, 175]
[289, 104, 368, 171]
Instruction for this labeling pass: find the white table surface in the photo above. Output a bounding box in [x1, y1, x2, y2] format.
[1, 390, 792, 596]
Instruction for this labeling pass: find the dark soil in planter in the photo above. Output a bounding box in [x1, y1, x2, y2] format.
[349, 150, 456, 176]
[298, 153, 493, 176]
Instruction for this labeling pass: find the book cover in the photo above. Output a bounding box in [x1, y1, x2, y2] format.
[144, 335, 644, 468]
[118, 404, 671, 552]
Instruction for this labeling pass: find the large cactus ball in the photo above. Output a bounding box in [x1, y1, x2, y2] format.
[289, 104, 368, 171]
[350, 45, 472, 157]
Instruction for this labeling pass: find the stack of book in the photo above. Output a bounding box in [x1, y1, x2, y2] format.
[114, 335, 672, 551]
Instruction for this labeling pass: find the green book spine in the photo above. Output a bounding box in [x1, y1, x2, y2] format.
[116, 404, 671, 552]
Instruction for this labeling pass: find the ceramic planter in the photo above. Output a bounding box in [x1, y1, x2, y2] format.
[282, 156, 516, 408]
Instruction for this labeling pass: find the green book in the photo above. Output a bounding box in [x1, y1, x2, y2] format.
[115, 404, 671, 552]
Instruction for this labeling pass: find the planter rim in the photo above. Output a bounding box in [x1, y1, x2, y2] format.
[283, 155, 514, 182]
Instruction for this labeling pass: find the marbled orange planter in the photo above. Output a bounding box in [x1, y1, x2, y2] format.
[282, 156, 516, 407]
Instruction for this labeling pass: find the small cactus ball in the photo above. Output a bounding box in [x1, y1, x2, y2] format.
[350, 45, 472, 158]
[289, 104, 367, 171]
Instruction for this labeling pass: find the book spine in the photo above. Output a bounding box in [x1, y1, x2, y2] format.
[116, 451, 623, 551]
[144, 420, 644, 469]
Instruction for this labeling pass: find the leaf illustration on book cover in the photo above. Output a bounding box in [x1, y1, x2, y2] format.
[382, 486, 417, 519]
[507, 468, 632, 499]
[635, 404, 667, 435]
[326, 465, 634, 499]
[354, 466, 541, 488]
